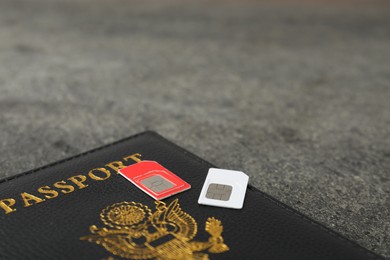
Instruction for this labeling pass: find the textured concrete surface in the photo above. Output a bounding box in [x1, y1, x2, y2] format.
[0, 0, 389, 257]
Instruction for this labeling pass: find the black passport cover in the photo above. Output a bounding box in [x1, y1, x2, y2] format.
[0, 131, 383, 260]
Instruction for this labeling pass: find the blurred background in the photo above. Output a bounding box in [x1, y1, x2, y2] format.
[0, 0, 389, 257]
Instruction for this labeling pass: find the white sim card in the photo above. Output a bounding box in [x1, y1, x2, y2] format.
[198, 168, 249, 209]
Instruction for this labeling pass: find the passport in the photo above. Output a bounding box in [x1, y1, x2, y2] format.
[0, 131, 383, 260]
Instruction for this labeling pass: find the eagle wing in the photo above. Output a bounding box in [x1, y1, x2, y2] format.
[152, 199, 198, 240]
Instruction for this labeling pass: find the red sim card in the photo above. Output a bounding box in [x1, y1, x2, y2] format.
[118, 161, 191, 200]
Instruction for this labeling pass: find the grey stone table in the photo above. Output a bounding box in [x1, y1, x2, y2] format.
[0, 0, 389, 257]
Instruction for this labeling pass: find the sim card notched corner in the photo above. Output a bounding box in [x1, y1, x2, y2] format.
[198, 168, 249, 209]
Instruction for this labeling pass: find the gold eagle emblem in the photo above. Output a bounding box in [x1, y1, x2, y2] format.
[81, 199, 229, 259]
